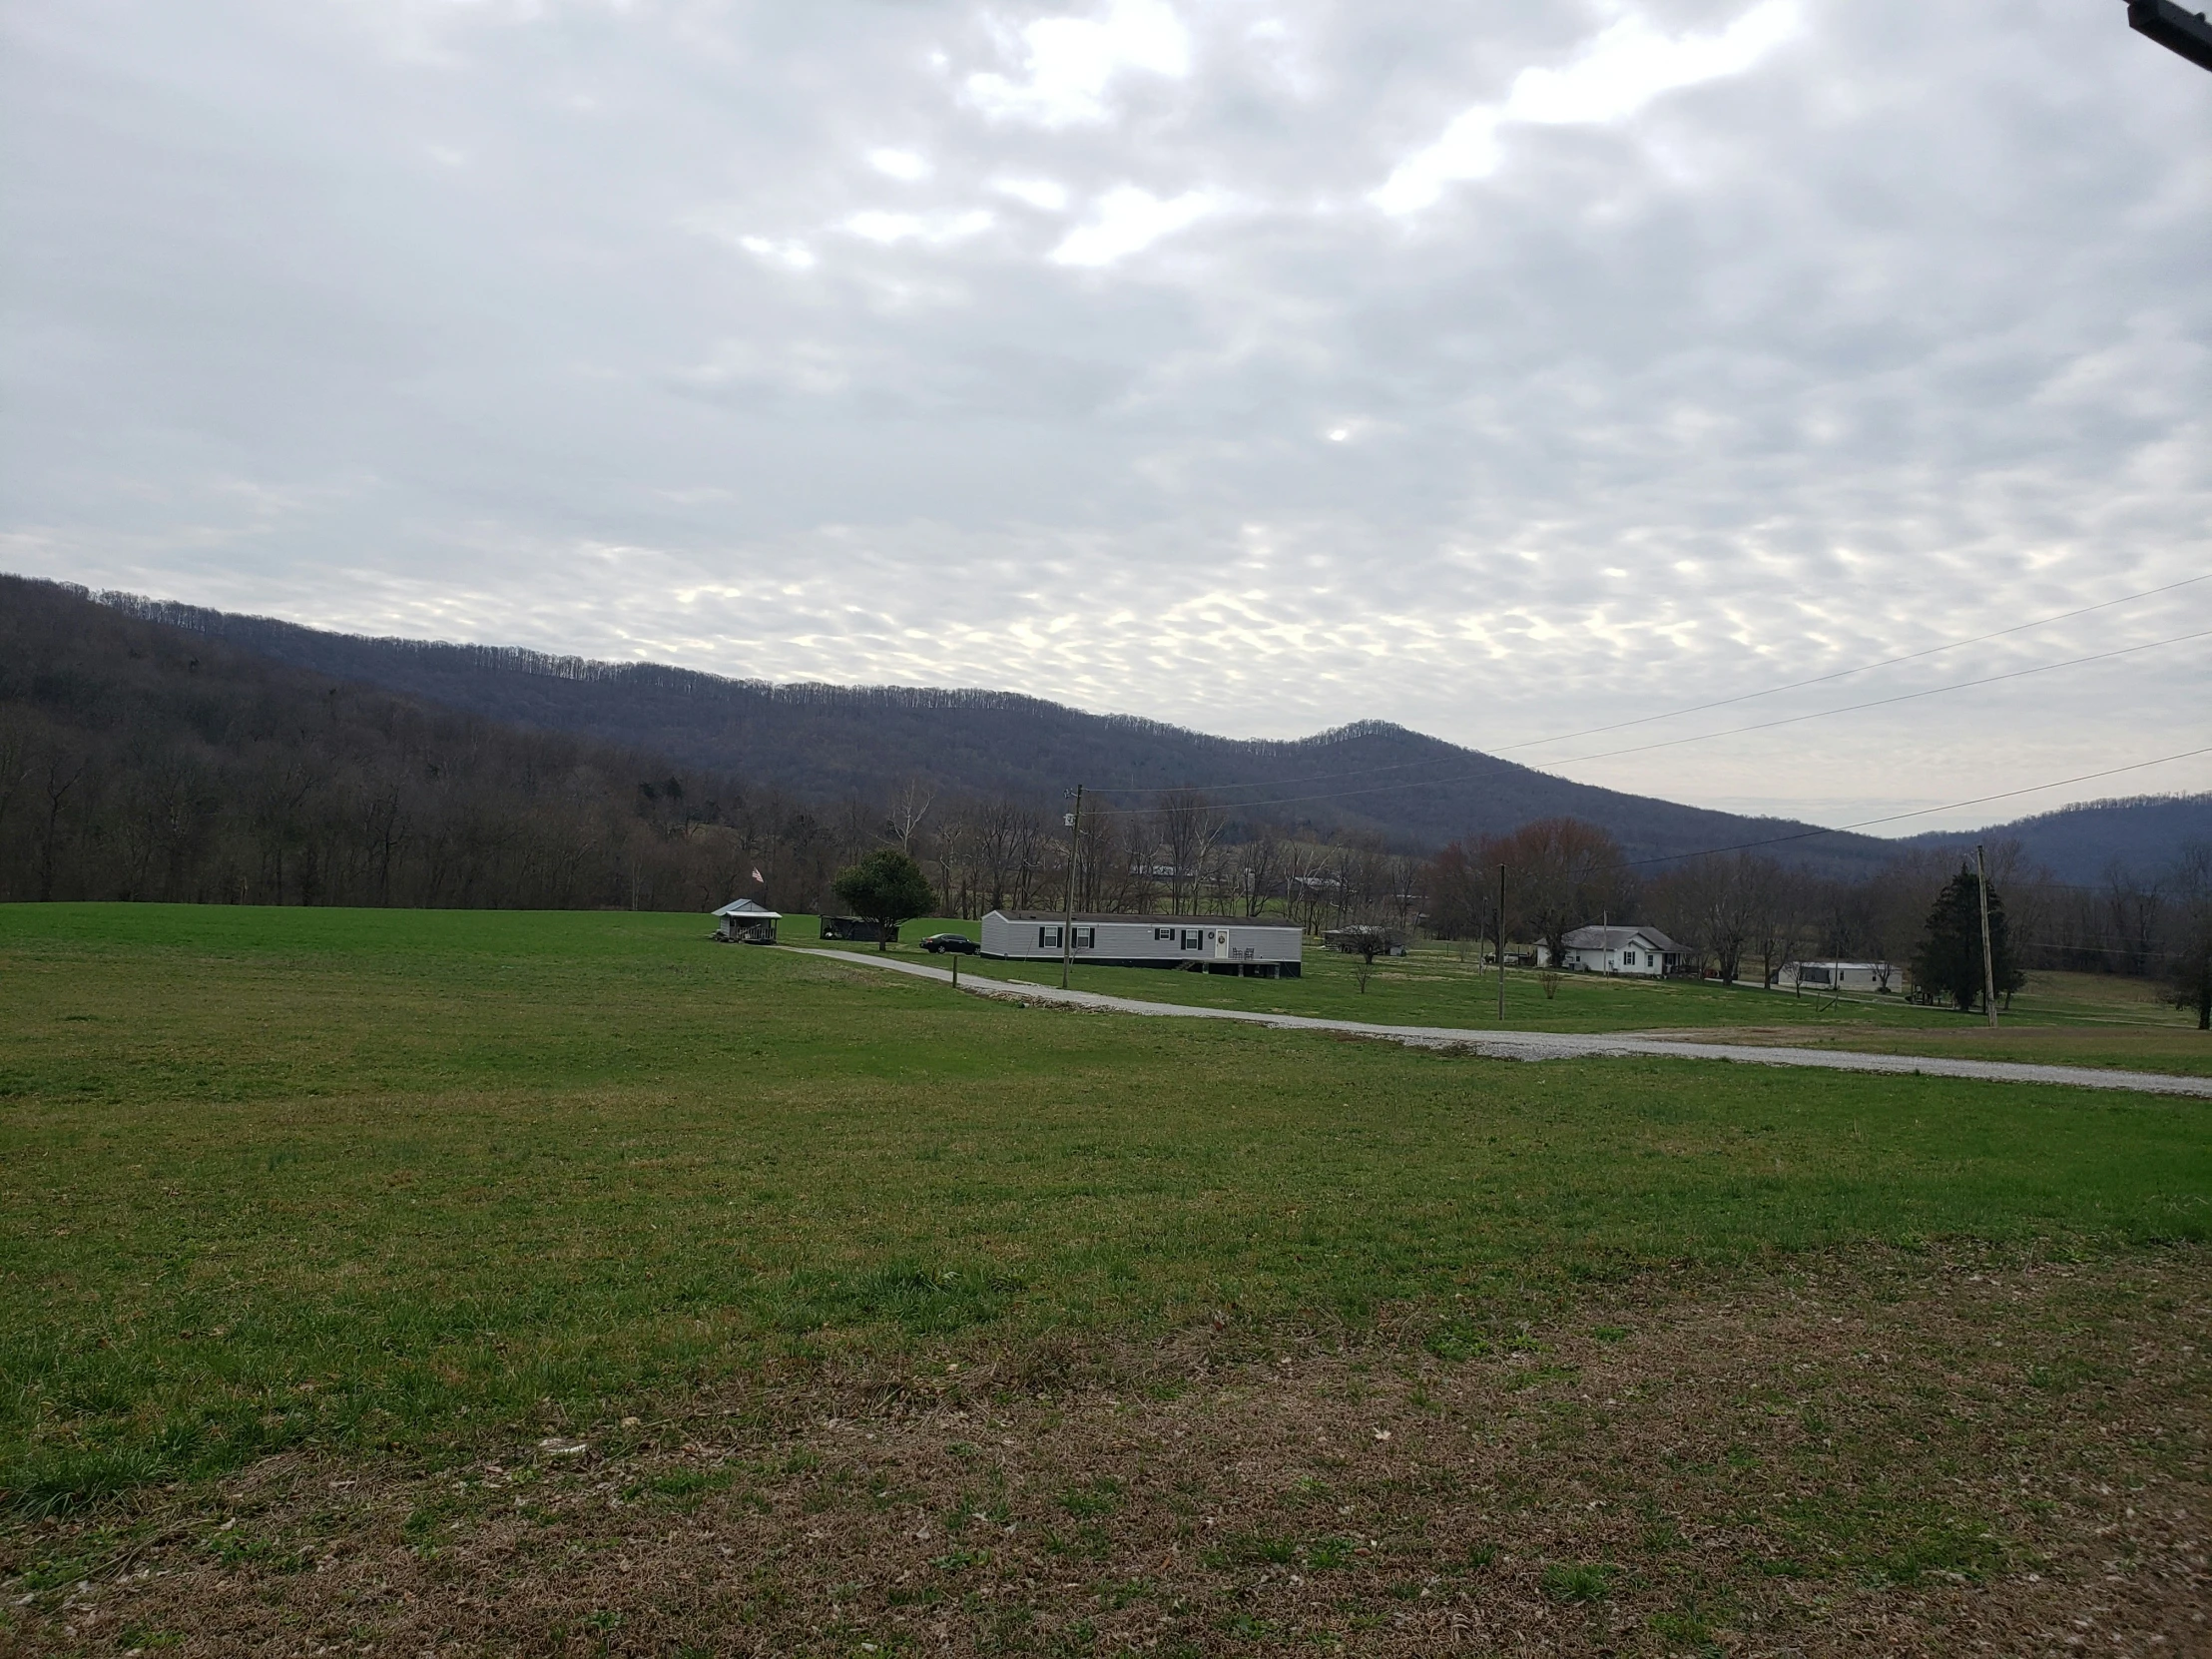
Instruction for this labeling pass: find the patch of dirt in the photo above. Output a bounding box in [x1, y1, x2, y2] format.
[7, 1249, 2206, 1657]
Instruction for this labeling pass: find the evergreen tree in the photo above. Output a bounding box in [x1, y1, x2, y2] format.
[1910, 865, 2023, 1013]
[831, 848, 936, 950]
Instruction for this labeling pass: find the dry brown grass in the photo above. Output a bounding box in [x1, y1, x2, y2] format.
[8, 1247, 2206, 1658]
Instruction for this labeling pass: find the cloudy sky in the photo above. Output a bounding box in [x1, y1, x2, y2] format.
[3, 0, 2208, 829]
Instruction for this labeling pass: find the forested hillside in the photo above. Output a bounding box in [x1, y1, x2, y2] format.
[1900, 794, 2212, 880]
[82, 585, 1907, 875]
[0, 577, 841, 910]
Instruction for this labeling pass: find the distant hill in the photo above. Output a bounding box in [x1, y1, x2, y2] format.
[77, 583, 1909, 876]
[0, 574, 823, 910]
[24, 579, 2202, 883]
[1898, 795, 2212, 882]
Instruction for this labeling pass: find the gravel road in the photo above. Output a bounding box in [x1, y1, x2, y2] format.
[800, 949, 2212, 1099]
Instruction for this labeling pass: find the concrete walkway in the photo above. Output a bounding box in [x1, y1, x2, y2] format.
[799, 949, 2212, 1099]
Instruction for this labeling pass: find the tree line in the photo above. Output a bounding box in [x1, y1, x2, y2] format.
[1418, 817, 2212, 1023]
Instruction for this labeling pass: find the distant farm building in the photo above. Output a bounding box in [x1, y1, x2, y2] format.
[821, 915, 900, 943]
[712, 898, 781, 943]
[1538, 925, 1686, 977]
[980, 911, 1303, 977]
[1774, 959, 1896, 992]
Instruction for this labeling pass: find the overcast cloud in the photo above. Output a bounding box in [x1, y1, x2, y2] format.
[2, 0, 2207, 828]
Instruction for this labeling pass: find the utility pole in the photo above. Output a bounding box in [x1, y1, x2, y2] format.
[1495, 863, 1507, 1022]
[1061, 785, 1083, 990]
[1975, 843, 1999, 1030]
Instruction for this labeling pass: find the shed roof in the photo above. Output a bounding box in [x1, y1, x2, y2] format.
[713, 898, 783, 918]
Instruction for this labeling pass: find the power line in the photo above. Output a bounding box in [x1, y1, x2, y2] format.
[1546, 626, 2212, 772]
[1086, 631, 2211, 820]
[1489, 572, 2212, 756]
[1079, 571, 2211, 801]
[1609, 745, 2212, 871]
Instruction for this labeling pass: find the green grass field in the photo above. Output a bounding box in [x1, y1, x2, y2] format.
[4, 903, 2206, 1503]
[3, 905, 2207, 1654]
[808, 918, 2212, 1076]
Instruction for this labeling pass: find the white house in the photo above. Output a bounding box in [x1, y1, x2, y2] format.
[1773, 959, 1895, 992]
[980, 910, 1303, 977]
[1537, 924, 1685, 977]
[711, 898, 781, 943]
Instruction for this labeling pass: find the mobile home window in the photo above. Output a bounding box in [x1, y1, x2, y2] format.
[1180, 929, 1202, 950]
[1038, 925, 1062, 948]
[1154, 927, 1175, 940]
[1073, 926, 1096, 949]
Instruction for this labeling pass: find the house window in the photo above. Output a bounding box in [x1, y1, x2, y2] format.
[1074, 926, 1095, 949]
[1623, 950, 1638, 966]
[1180, 930, 1202, 950]
[1154, 927, 1175, 940]
[1038, 925, 1062, 948]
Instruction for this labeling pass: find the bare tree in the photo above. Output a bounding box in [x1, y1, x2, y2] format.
[1236, 829, 1283, 918]
[1154, 788, 1227, 915]
[2165, 841, 2212, 1029]
[1479, 818, 1633, 971]
[966, 797, 1042, 913]
[36, 749, 86, 902]
[0, 714, 30, 846]
[2103, 859, 2162, 977]
[886, 776, 936, 855]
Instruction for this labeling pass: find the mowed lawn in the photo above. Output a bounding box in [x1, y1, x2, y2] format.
[809, 920, 2212, 1076]
[3, 902, 2207, 1523]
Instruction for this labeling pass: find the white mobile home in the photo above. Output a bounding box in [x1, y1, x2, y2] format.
[980, 911, 1303, 977]
[1537, 924, 1685, 977]
[1773, 959, 1895, 992]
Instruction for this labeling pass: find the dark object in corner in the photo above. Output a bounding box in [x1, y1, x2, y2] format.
[2129, 0, 2212, 73]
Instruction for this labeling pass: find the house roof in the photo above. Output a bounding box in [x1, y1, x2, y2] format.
[987, 909, 1301, 930]
[1561, 924, 1683, 952]
[713, 898, 782, 918]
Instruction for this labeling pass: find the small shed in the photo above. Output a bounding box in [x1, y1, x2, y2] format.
[712, 898, 781, 944]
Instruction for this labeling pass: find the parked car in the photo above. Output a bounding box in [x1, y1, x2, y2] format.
[920, 932, 980, 954]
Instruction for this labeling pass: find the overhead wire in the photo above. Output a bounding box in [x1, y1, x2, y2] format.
[1542, 626, 2212, 772]
[1605, 744, 2212, 872]
[1082, 629, 2212, 819]
[1076, 571, 2212, 801]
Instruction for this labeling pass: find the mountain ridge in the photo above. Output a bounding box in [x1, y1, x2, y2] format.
[51, 579, 2212, 882]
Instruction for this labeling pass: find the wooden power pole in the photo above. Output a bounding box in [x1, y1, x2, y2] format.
[1061, 786, 1083, 990]
[1496, 863, 1507, 1022]
[1975, 843, 1999, 1029]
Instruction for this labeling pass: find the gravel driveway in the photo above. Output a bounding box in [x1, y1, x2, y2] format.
[803, 949, 2212, 1098]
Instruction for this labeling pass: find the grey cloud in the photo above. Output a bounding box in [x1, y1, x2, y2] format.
[1, 0, 2207, 828]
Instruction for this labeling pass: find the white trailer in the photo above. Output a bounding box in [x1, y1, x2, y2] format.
[979, 910, 1303, 977]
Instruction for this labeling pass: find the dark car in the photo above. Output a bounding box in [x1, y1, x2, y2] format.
[919, 932, 980, 954]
